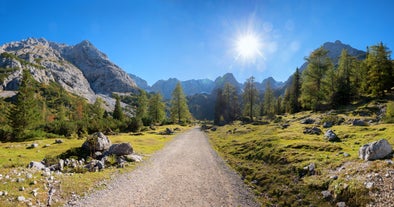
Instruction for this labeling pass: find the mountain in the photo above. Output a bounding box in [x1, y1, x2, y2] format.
[128, 73, 149, 91]
[0, 38, 138, 102]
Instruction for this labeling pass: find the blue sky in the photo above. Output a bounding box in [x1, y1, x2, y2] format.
[1, 0, 393, 85]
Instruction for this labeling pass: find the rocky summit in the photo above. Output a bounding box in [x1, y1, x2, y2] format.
[0, 38, 138, 102]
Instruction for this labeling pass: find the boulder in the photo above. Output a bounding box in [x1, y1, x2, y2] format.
[323, 122, 333, 128]
[352, 119, 368, 126]
[359, 139, 393, 161]
[324, 130, 340, 142]
[303, 127, 322, 135]
[300, 118, 315, 124]
[28, 161, 46, 170]
[82, 132, 111, 152]
[107, 143, 133, 156]
[55, 139, 63, 144]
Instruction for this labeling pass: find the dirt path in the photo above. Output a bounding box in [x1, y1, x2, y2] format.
[66, 127, 260, 207]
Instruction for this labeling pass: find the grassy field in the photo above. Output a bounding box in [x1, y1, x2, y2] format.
[0, 125, 191, 207]
[208, 109, 394, 206]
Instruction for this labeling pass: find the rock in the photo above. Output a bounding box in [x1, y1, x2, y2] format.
[96, 160, 105, 170]
[324, 129, 340, 142]
[330, 175, 338, 180]
[32, 188, 39, 197]
[28, 161, 46, 170]
[307, 163, 315, 175]
[17, 195, 25, 202]
[352, 119, 368, 126]
[31, 143, 39, 148]
[19, 186, 25, 191]
[365, 182, 374, 189]
[300, 118, 315, 124]
[44, 144, 51, 148]
[0, 191, 3, 196]
[303, 127, 322, 135]
[281, 123, 290, 129]
[82, 132, 111, 152]
[165, 128, 174, 135]
[17, 178, 24, 182]
[323, 122, 333, 128]
[107, 143, 133, 156]
[359, 139, 393, 161]
[55, 139, 63, 144]
[336, 202, 346, 207]
[124, 154, 143, 162]
[343, 152, 350, 157]
[58, 159, 64, 171]
[321, 190, 332, 200]
[210, 127, 217, 131]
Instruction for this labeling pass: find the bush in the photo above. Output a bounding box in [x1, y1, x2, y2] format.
[129, 117, 143, 132]
[384, 102, 394, 123]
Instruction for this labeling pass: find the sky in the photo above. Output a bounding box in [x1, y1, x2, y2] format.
[1, 0, 394, 85]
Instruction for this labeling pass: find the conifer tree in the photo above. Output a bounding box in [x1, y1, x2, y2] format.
[136, 90, 148, 120]
[148, 93, 165, 124]
[242, 76, 259, 121]
[365, 42, 392, 97]
[113, 95, 124, 121]
[9, 70, 40, 140]
[263, 82, 275, 118]
[300, 47, 332, 111]
[170, 82, 191, 124]
[222, 83, 240, 123]
[289, 68, 301, 113]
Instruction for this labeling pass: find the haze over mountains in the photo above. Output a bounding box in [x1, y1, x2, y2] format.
[0, 38, 366, 105]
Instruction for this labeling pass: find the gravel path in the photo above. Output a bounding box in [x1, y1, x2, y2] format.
[66, 127, 260, 207]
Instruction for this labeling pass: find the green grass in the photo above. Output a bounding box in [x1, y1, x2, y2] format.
[0, 124, 191, 207]
[208, 112, 394, 206]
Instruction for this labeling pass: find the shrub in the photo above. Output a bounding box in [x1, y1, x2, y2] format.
[384, 102, 394, 123]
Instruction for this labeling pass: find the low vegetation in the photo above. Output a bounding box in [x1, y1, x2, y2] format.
[0, 125, 190, 207]
[208, 106, 394, 206]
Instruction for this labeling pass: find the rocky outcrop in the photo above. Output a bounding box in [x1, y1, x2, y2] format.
[359, 139, 393, 161]
[107, 143, 133, 156]
[0, 38, 138, 102]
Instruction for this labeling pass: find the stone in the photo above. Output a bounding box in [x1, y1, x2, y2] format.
[365, 182, 374, 189]
[31, 143, 39, 148]
[96, 160, 105, 170]
[82, 132, 111, 152]
[359, 139, 393, 161]
[300, 118, 315, 124]
[58, 159, 64, 171]
[324, 129, 340, 142]
[28, 161, 46, 170]
[321, 190, 332, 200]
[17, 196, 25, 202]
[19, 186, 25, 191]
[107, 143, 133, 156]
[352, 119, 368, 126]
[55, 139, 63, 144]
[44, 144, 51, 148]
[330, 175, 338, 180]
[165, 128, 174, 135]
[343, 152, 350, 157]
[323, 122, 333, 128]
[336, 202, 346, 207]
[303, 127, 322, 135]
[124, 154, 143, 162]
[17, 178, 24, 183]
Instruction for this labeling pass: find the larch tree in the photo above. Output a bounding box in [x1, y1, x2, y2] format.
[242, 76, 259, 121]
[300, 47, 332, 111]
[148, 93, 166, 124]
[113, 95, 124, 121]
[289, 68, 301, 113]
[263, 82, 275, 118]
[136, 90, 148, 120]
[170, 82, 191, 124]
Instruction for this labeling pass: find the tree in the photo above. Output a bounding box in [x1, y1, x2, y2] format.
[222, 83, 240, 123]
[300, 47, 332, 111]
[289, 68, 301, 113]
[214, 88, 225, 125]
[136, 90, 148, 120]
[365, 42, 392, 97]
[170, 82, 191, 124]
[113, 95, 124, 121]
[9, 70, 40, 140]
[263, 82, 275, 118]
[148, 93, 166, 124]
[334, 49, 357, 105]
[242, 76, 259, 121]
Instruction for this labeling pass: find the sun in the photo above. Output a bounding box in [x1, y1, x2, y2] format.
[235, 33, 262, 61]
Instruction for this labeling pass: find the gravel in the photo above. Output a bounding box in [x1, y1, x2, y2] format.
[66, 128, 260, 207]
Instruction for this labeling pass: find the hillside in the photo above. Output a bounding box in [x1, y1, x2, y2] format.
[0, 38, 138, 102]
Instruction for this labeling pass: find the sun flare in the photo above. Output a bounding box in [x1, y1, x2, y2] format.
[235, 33, 262, 60]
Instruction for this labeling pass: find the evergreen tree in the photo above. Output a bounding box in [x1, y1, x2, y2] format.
[148, 93, 166, 124]
[300, 47, 332, 111]
[289, 68, 301, 113]
[323, 64, 336, 107]
[282, 88, 291, 113]
[222, 83, 240, 123]
[334, 49, 357, 105]
[136, 90, 148, 120]
[113, 95, 124, 121]
[170, 82, 191, 124]
[242, 76, 259, 121]
[263, 82, 275, 118]
[214, 88, 225, 125]
[9, 70, 40, 140]
[365, 42, 392, 97]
